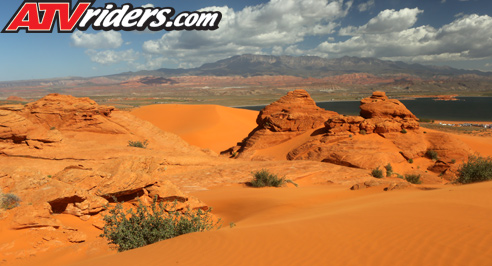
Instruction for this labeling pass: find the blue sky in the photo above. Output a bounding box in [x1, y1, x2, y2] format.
[1, 0, 492, 81]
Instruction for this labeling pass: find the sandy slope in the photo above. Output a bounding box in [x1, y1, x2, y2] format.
[131, 104, 258, 153]
[71, 182, 492, 266]
[4, 104, 492, 266]
[453, 133, 492, 157]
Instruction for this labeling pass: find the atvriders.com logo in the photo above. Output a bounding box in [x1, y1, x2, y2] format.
[2, 0, 222, 33]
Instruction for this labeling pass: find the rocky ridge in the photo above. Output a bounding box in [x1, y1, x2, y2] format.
[224, 90, 472, 178]
[0, 94, 210, 231]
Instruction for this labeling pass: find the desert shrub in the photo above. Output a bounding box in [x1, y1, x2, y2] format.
[371, 167, 384, 179]
[408, 158, 414, 164]
[128, 140, 148, 149]
[101, 198, 219, 252]
[456, 155, 492, 184]
[359, 129, 367, 135]
[401, 128, 407, 134]
[405, 174, 422, 184]
[396, 174, 404, 179]
[426, 150, 439, 160]
[0, 193, 21, 210]
[385, 163, 393, 177]
[451, 159, 456, 164]
[248, 169, 297, 187]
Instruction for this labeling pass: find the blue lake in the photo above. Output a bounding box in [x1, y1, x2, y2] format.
[239, 97, 492, 121]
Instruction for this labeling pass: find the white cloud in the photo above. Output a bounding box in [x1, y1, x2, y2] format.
[340, 8, 423, 35]
[358, 0, 374, 12]
[141, 0, 349, 68]
[314, 12, 492, 63]
[85, 49, 139, 65]
[441, 0, 446, 3]
[142, 3, 154, 8]
[71, 31, 123, 49]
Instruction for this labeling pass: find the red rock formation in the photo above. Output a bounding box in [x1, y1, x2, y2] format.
[227, 90, 471, 174]
[325, 91, 419, 135]
[360, 91, 417, 120]
[0, 94, 211, 245]
[257, 89, 337, 132]
[223, 89, 338, 159]
[6, 96, 26, 102]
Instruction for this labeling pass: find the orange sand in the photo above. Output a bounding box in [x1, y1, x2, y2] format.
[70, 182, 492, 266]
[4, 104, 492, 266]
[131, 104, 258, 153]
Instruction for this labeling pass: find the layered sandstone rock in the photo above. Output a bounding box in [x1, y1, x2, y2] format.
[0, 94, 210, 237]
[223, 89, 337, 159]
[227, 90, 471, 176]
[325, 91, 419, 136]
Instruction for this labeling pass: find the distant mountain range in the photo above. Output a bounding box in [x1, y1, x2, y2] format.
[111, 54, 490, 79]
[1, 54, 491, 99]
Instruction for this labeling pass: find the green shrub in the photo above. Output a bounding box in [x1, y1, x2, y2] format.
[0, 193, 21, 210]
[385, 163, 393, 177]
[101, 198, 219, 252]
[401, 128, 407, 134]
[451, 159, 456, 164]
[457, 155, 492, 184]
[426, 150, 439, 161]
[248, 169, 297, 187]
[408, 158, 414, 164]
[360, 129, 367, 135]
[405, 174, 422, 184]
[396, 174, 404, 179]
[128, 140, 148, 149]
[371, 167, 384, 178]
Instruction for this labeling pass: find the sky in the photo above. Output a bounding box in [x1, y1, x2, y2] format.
[1, 0, 492, 81]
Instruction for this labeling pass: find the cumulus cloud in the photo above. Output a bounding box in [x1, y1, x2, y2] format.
[340, 8, 423, 35]
[314, 11, 492, 63]
[71, 31, 123, 49]
[141, 0, 349, 68]
[85, 49, 139, 65]
[357, 0, 374, 12]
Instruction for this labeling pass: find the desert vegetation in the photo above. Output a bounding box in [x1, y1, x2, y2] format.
[248, 169, 297, 187]
[371, 167, 384, 178]
[0, 193, 21, 210]
[385, 163, 393, 177]
[101, 198, 219, 252]
[405, 174, 422, 184]
[128, 140, 148, 149]
[426, 150, 439, 161]
[457, 155, 492, 184]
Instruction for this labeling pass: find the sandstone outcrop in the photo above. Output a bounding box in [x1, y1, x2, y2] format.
[0, 94, 211, 244]
[325, 91, 419, 135]
[6, 96, 26, 102]
[223, 89, 337, 159]
[226, 90, 472, 178]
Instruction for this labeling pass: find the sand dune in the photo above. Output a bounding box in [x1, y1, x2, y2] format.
[71, 182, 492, 266]
[453, 133, 492, 157]
[3, 100, 492, 266]
[131, 104, 258, 153]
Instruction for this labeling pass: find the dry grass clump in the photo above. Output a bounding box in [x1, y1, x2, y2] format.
[405, 174, 422, 184]
[128, 140, 148, 148]
[248, 169, 297, 187]
[101, 198, 220, 252]
[371, 167, 384, 178]
[457, 155, 492, 184]
[0, 193, 21, 210]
